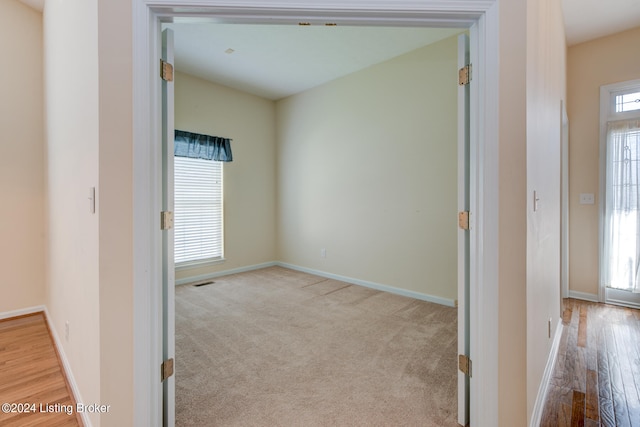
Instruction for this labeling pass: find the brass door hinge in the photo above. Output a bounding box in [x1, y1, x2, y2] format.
[459, 354, 472, 377]
[160, 59, 174, 82]
[458, 64, 472, 86]
[161, 358, 174, 382]
[458, 211, 470, 230]
[161, 211, 174, 230]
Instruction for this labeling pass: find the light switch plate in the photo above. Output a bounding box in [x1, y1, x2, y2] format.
[89, 187, 96, 213]
[579, 193, 595, 205]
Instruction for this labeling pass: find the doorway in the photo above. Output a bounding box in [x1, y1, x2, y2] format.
[600, 79, 640, 309]
[166, 21, 468, 426]
[132, 2, 501, 426]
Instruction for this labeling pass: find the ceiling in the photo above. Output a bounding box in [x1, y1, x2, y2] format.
[164, 0, 640, 100]
[165, 23, 463, 100]
[562, 0, 640, 45]
[19, 0, 640, 98]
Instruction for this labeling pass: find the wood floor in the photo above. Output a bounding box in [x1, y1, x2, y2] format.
[541, 298, 640, 427]
[0, 313, 82, 427]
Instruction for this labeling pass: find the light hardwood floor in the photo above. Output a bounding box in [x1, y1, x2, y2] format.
[0, 312, 82, 427]
[541, 298, 640, 427]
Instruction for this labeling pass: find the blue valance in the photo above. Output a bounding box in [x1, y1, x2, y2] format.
[174, 130, 233, 162]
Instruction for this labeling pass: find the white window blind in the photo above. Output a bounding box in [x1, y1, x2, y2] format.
[174, 156, 223, 265]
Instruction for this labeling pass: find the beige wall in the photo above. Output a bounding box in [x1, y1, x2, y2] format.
[43, 0, 101, 426]
[174, 72, 277, 282]
[97, 0, 135, 425]
[567, 26, 640, 296]
[0, 0, 45, 313]
[497, 0, 528, 423]
[276, 36, 459, 301]
[499, 0, 567, 423]
[525, 0, 566, 421]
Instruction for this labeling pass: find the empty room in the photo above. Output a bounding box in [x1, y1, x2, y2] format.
[167, 23, 464, 425]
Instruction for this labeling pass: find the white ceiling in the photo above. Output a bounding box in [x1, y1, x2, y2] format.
[165, 0, 640, 100]
[18, 0, 640, 97]
[562, 0, 640, 45]
[165, 23, 463, 100]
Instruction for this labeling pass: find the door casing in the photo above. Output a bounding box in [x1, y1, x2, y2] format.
[132, 1, 501, 426]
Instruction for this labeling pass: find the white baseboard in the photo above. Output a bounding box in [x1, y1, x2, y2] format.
[568, 290, 599, 303]
[43, 308, 92, 427]
[176, 261, 456, 307]
[175, 261, 277, 286]
[604, 287, 640, 309]
[176, 260, 456, 307]
[0, 305, 45, 320]
[529, 319, 563, 427]
[276, 262, 457, 307]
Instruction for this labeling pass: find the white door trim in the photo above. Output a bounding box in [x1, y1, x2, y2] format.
[457, 31, 471, 426]
[160, 28, 176, 427]
[561, 100, 570, 300]
[132, 2, 500, 426]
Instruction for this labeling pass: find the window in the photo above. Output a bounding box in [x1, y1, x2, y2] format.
[615, 90, 640, 113]
[601, 80, 640, 303]
[174, 156, 223, 265]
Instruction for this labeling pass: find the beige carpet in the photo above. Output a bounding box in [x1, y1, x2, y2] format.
[175, 266, 458, 426]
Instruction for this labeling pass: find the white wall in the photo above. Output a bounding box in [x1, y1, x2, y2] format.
[174, 72, 277, 282]
[525, 0, 566, 420]
[43, 0, 101, 425]
[497, 0, 567, 423]
[0, 0, 45, 313]
[276, 36, 458, 301]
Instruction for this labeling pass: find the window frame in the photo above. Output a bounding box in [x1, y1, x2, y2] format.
[604, 80, 640, 121]
[612, 88, 640, 115]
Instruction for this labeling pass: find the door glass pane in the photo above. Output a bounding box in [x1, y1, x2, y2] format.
[605, 122, 640, 291]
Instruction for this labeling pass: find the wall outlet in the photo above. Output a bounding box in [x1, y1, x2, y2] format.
[65, 321, 70, 341]
[579, 193, 595, 205]
[320, 248, 326, 258]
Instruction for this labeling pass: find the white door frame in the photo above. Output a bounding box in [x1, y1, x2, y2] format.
[561, 101, 569, 300]
[457, 32, 471, 426]
[132, 1, 500, 426]
[160, 28, 176, 427]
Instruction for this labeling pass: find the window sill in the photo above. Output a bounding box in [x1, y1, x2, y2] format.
[175, 257, 225, 272]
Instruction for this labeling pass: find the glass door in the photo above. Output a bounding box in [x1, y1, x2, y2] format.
[601, 80, 640, 308]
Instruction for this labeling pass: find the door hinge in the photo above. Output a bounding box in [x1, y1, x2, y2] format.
[458, 64, 472, 85]
[161, 358, 174, 382]
[458, 211, 470, 230]
[161, 211, 174, 230]
[459, 354, 472, 377]
[160, 59, 174, 82]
